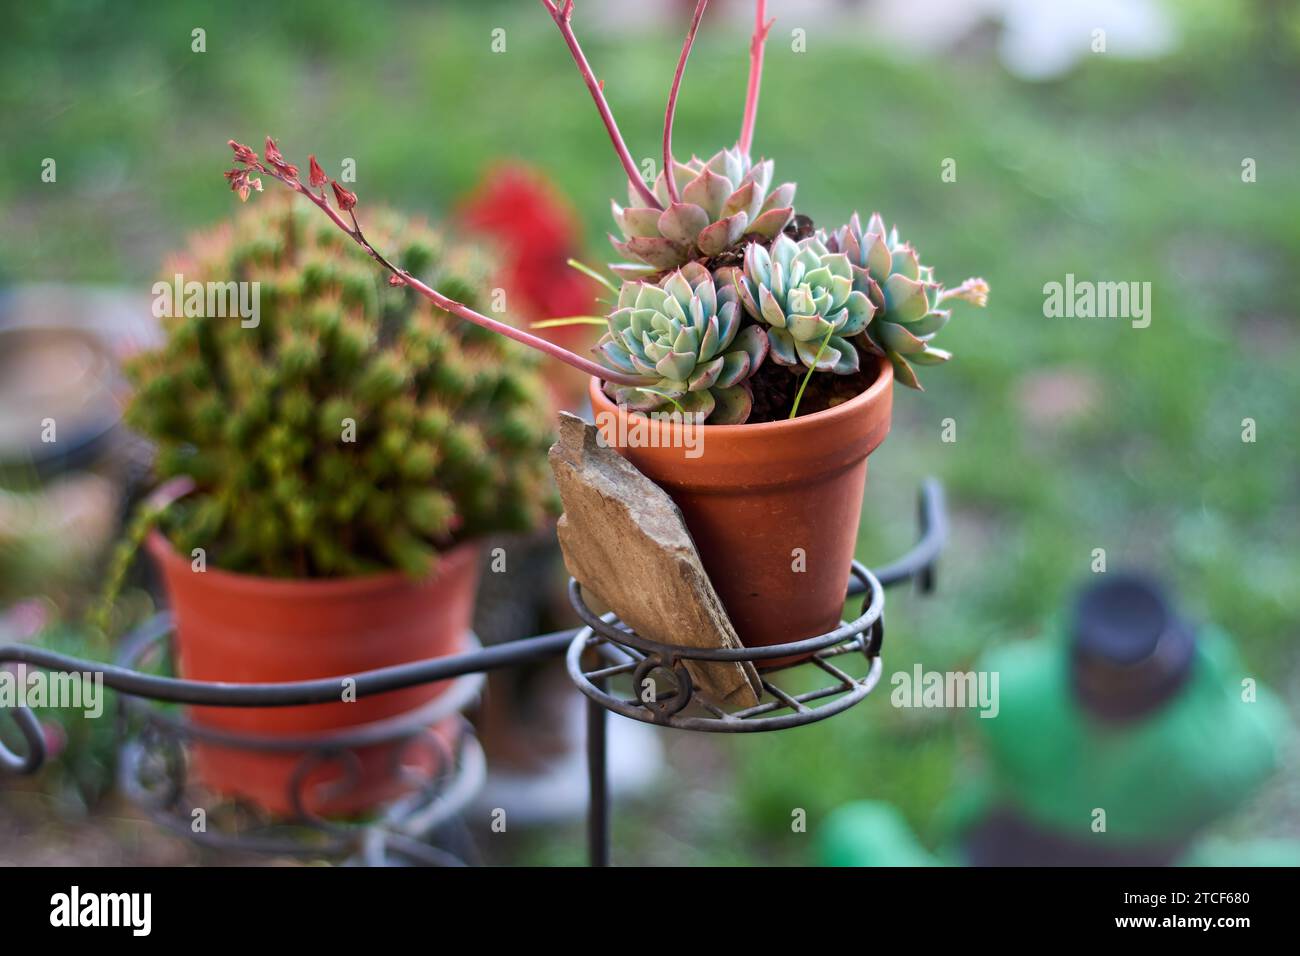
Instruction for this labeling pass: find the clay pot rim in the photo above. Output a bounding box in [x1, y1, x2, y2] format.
[589, 355, 893, 434]
[144, 530, 480, 598]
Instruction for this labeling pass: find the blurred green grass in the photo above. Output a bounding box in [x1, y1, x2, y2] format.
[3, 0, 1297, 864]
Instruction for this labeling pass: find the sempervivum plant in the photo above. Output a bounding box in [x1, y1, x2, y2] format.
[597, 261, 768, 423]
[826, 212, 988, 389]
[730, 234, 874, 375]
[125, 196, 555, 578]
[610, 147, 795, 278]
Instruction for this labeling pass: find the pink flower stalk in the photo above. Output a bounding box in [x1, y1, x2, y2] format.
[739, 0, 774, 159]
[223, 139, 643, 385]
[540, 0, 662, 211]
[663, 0, 710, 204]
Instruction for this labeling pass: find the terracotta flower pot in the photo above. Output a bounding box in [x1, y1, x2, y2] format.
[589, 358, 893, 664]
[146, 532, 481, 817]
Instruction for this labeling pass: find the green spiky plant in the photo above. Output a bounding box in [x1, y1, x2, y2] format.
[123, 196, 555, 580]
[222, 0, 987, 425]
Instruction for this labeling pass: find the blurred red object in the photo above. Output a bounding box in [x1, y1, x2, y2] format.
[459, 165, 603, 409]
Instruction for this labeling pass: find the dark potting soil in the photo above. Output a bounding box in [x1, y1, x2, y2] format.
[746, 354, 878, 423]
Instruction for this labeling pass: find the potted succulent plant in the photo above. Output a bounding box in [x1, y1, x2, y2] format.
[112, 198, 554, 815]
[221, 0, 986, 660]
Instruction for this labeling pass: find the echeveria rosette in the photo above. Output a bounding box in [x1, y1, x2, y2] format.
[610, 147, 796, 279]
[731, 234, 875, 375]
[826, 212, 988, 389]
[597, 262, 769, 424]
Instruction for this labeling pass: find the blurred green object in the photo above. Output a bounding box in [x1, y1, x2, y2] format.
[5, 622, 121, 810]
[820, 588, 1293, 866]
[1180, 836, 1300, 867]
[819, 801, 939, 868]
[975, 621, 1286, 846]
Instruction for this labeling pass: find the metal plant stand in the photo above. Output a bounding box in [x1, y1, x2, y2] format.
[567, 560, 884, 733]
[112, 617, 488, 865]
[0, 480, 946, 867]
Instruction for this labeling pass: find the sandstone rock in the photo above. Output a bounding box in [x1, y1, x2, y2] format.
[550, 413, 762, 709]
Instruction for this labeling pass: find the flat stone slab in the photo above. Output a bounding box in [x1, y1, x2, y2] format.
[550, 413, 762, 709]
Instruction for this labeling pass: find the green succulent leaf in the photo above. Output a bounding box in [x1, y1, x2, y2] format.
[823, 210, 989, 388]
[787, 311, 833, 343]
[883, 273, 931, 323]
[908, 347, 953, 366]
[688, 355, 725, 391]
[698, 313, 721, 362]
[682, 166, 731, 219]
[759, 284, 788, 327]
[747, 206, 794, 239]
[614, 202, 663, 239]
[888, 351, 923, 390]
[722, 180, 757, 220]
[841, 290, 875, 336]
[891, 244, 921, 280]
[767, 327, 799, 366]
[908, 309, 951, 337]
[658, 203, 711, 246]
[760, 183, 796, 214]
[708, 383, 753, 424]
[714, 349, 752, 388]
[732, 324, 769, 372]
[878, 320, 930, 355]
[675, 389, 716, 419]
[661, 269, 695, 310]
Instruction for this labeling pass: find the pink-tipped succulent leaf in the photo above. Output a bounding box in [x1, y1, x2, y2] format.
[610, 147, 795, 279]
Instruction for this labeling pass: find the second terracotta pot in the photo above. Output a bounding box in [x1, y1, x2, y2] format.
[589, 358, 893, 661]
[147, 533, 481, 817]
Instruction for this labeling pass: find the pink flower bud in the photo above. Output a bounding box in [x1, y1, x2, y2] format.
[263, 136, 298, 180]
[308, 155, 327, 188]
[224, 167, 256, 201]
[228, 139, 258, 165]
[331, 180, 358, 211]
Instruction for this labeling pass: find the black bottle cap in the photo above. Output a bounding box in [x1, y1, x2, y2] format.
[1069, 573, 1196, 722]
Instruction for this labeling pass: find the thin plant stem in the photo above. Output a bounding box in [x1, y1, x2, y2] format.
[530, 316, 609, 328]
[663, 0, 710, 204]
[237, 152, 643, 385]
[86, 476, 195, 642]
[540, 0, 662, 210]
[636, 387, 687, 417]
[738, 0, 773, 160]
[788, 326, 836, 419]
[566, 257, 620, 295]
